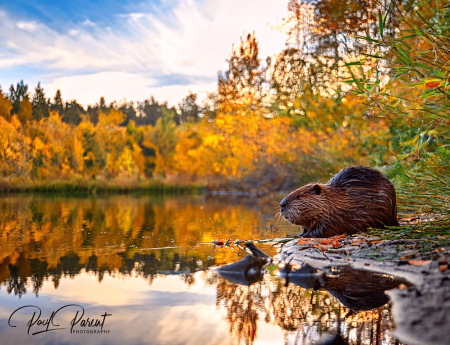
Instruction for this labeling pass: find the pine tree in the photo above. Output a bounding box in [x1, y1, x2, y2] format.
[51, 89, 64, 114]
[32, 82, 49, 121]
[62, 100, 84, 125]
[178, 92, 200, 123]
[9, 80, 29, 115]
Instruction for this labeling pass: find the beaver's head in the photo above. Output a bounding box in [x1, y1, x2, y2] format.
[279, 184, 326, 228]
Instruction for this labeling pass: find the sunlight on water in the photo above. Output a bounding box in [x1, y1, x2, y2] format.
[0, 195, 403, 344]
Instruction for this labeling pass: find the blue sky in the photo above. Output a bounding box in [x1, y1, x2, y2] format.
[0, 0, 288, 106]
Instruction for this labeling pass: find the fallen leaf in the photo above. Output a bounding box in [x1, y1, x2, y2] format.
[369, 240, 382, 244]
[351, 239, 362, 245]
[439, 265, 448, 272]
[408, 259, 431, 266]
[433, 248, 446, 253]
[318, 239, 333, 245]
[398, 284, 408, 289]
[313, 244, 330, 251]
[331, 240, 341, 248]
[298, 239, 313, 245]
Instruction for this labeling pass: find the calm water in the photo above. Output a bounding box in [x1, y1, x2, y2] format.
[0, 194, 404, 345]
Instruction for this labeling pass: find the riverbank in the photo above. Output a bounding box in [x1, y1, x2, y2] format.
[0, 178, 206, 195]
[275, 232, 450, 345]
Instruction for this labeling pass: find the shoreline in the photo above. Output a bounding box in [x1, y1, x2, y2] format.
[277, 236, 450, 345]
[0, 179, 206, 195]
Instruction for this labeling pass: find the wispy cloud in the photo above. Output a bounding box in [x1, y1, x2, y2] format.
[0, 0, 288, 106]
[16, 20, 38, 32]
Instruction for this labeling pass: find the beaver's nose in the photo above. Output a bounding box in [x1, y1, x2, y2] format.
[279, 198, 288, 210]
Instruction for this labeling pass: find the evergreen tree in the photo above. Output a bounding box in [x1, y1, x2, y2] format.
[62, 100, 84, 125]
[51, 89, 64, 114]
[31, 83, 49, 121]
[9, 80, 29, 116]
[178, 92, 200, 123]
[137, 97, 165, 126]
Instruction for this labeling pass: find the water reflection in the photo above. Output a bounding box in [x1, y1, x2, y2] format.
[0, 195, 405, 344]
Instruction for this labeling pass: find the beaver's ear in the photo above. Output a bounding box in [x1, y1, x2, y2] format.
[311, 184, 322, 195]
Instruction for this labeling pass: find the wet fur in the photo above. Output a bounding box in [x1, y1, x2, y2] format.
[280, 166, 399, 238]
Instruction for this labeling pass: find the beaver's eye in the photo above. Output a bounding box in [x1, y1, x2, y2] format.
[295, 195, 300, 199]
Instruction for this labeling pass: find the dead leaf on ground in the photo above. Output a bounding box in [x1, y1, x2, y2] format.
[331, 240, 341, 248]
[439, 265, 448, 272]
[400, 255, 414, 260]
[298, 238, 314, 245]
[318, 239, 333, 245]
[313, 244, 330, 251]
[433, 248, 446, 253]
[408, 259, 431, 266]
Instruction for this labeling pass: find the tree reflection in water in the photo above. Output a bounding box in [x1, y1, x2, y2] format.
[207, 271, 402, 345]
[0, 195, 404, 344]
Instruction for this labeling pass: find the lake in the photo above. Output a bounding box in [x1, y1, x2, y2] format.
[0, 194, 404, 344]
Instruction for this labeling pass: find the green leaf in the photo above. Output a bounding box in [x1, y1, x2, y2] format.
[379, 11, 384, 38]
[429, 71, 446, 77]
[345, 61, 363, 66]
[361, 53, 383, 59]
[404, 82, 424, 88]
[354, 36, 380, 43]
[393, 43, 413, 65]
[397, 34, 417, 41]
[411, 62, 434, 70]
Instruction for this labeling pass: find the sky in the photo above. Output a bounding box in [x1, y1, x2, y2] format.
[0, 0, 289, 107]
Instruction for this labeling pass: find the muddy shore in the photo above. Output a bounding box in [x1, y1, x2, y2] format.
[275, 237, 450, 345]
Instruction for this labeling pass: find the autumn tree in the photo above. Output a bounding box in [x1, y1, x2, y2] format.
[87, 97, 110, 126]
[277, 0, 400, 94]
[142, 108, 177, 176]
[77, 120, 105, 177]
[116, 101, 137, 125]
[218, 32, 270, 115]
[9, 80, 32, 123]
[0, 88, 13, 121]
[0, 116, 30, 178]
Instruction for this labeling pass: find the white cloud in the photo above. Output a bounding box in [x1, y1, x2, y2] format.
[45, 71, 216, 106]
[0, 0, 289, 106]
[16, 20, 38, 32]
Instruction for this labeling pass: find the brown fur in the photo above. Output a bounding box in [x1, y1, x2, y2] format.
[279, 166, 399, 238]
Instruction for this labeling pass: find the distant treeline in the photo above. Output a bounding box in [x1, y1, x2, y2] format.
[1, 0, 448, 192]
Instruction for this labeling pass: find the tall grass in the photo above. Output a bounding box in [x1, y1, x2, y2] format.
[0, 178, 205, 195]
[346, 6, 450, 236]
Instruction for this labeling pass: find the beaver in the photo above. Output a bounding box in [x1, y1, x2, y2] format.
[279, 166, 399, 237]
